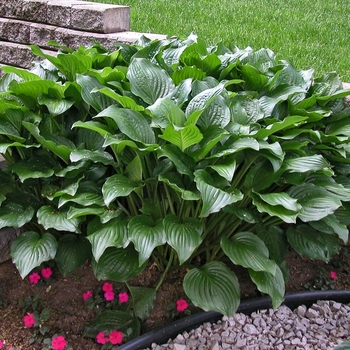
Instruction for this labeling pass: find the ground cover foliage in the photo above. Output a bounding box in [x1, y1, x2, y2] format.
[1, 34, 350, 341]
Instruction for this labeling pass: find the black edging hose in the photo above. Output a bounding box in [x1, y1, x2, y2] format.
[118, 290, 350, 350]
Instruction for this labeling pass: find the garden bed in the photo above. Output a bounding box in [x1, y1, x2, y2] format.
[1, 248, 349, 349]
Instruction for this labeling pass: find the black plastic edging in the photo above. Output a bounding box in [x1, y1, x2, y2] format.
[118, 290, 350, 350]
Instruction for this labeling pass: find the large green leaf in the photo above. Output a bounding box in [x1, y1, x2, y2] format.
[128, 216, 165, 266]
[11, 231, 58, 278]
[194, 169, 243, 217]
[249, 266, 285, 309]
[11, 155, 61, 182]
[70, 149, 115, 166]
[221, 232, 277, 275]
[283, 155, 330, 173]
[0, 203, 34, 229]
[55, 234, 92, 276]
[163, 214, 203, 265]
[128, 286, 156, 321]
[84, 310, 140, 339]
[95, 106, 156, 145]
[92, 246, 146, 282]
[256, 225, 289, 264]
[309, 214, 348, 244]
[87, 218, 129, 262]
[183, 261, 240, 316]
[37, 205, 81, 233]
[286, 225, 340, 262]
[76, 74, 114, 113]
[37, 94, 75, 117]
[127, 58, 175, 104]
[102, 174, 140, 207]
[288, 184, 342, 222]
[147, 97, 186, 128]
[159, 124, 203, 152]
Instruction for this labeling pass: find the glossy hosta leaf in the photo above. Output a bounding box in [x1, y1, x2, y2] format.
[286, 225, 340, 262]
[160, 124, 203, 152]
[309, 214, 348, 244]
[164, 214, 203, 265]
[183, 261, 240, 316]
[185, 82, 225, 117]
[249, 266, 285, 309]
[92, 246, 146, 282]
[221, 232, 277, 275]
[102, 174, 140, 207]
[288, 184, 342, 222]
[240, 64, 269, 91]
[70, 149, 114, 165]
[72, 120, 112, 137]
[37, 205, 81, 233]
[37, 94, 75, 116]
[87, 218, 129, 262]
[128, 286, 156, 321]
[127, 58, 175, 104]
[55, 234, 92, 276]
[84, 310, 140, 339]
[254, 116, 307, 139]
[67, 206, 106, 219]
[283, 155, 330, 173]
[11, 155, 60, 182]
[197, 95, 231, 129]
[76, 74, 114, 112]
[95, 106, 155, 145]
[148, 97, 186, 128]
[194, 169, 243, 217]
[11, 231, 58, 278]
[256, 225, 289, 264]
[128, 216, 165, 266]
[0, 203, 34, 229]
[211, 137, 260, 158]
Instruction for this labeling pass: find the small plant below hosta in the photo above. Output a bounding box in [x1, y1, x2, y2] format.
[1, 33, 350, 340]
[303, 268, 338, 291]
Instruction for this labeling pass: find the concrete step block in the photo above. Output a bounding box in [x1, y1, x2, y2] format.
[1, 0, 130, 33]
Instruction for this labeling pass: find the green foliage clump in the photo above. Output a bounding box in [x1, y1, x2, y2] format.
[1, 34, 350, 337]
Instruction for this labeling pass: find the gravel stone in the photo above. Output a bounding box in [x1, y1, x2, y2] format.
[145, 300, 350, 350]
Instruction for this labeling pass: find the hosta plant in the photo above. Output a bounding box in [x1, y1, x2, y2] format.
[1, 33, 350, 339]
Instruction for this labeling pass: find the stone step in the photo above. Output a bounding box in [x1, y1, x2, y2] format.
[0, 0, 130, 34]
[0, 227, 20, 264]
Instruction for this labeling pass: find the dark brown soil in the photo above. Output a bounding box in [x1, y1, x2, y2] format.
[1, 247, 350, 349]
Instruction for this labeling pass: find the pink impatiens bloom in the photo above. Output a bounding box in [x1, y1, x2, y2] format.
[102, 282, 113, 292]
[0, 340, 4, 349]
[82, 290, 93, 302]
[330, 271, 337, 280]
[96, 331, 109, 344]
[29, 272, 41, 284]
[51, 335, 67, 350]
[176, 299, 189, 312]
[104, 291, 115, 301]
[41, 267, 52, 279]
[118, 292, 129, 303]
[109, 330, 123, 345]
[23, 313, 36, 327]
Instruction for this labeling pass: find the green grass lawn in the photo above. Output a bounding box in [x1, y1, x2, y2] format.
[93, 0, 350, 82]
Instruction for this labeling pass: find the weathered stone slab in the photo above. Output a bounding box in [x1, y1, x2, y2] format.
[0, 41, 57, 68]
[30, 22, 57, 47]
[0, 18, 31, 44]
[343, 82, 350, 107]
[22, 0, 49, 24]
[0, 227, 20, 264]
[0, 0, 24, 18]
[71, 3, 130, 33]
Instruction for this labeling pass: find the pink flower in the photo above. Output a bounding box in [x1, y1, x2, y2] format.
[82, 290, 93, 302]
[330, 271, 337, 280]
[0, 340, 4, 349]
[96, 331, 109, 344]
[23, 313, 36, 327]
[29, 272, 41, 284]
[109, 330, 123, 345]
[176, 299, 188, 312]
[41, 267, 52, 279]
[104, 291, 115, 301]
[118, 292, 129, 303]
[102, 282, 113, 292]
[51, 335, 67, 350]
